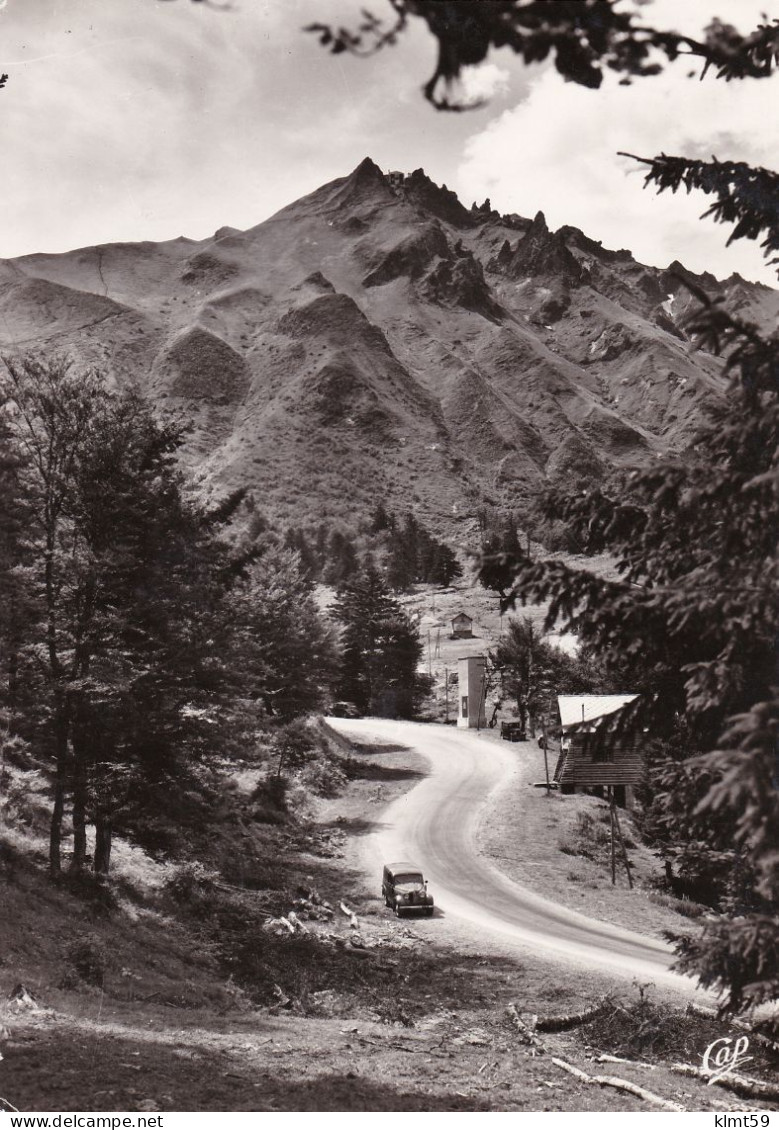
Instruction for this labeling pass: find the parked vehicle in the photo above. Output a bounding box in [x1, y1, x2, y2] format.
[330, 701, 362, 718]
[500, 721, 527, 742]
[382, 861, 434, 917]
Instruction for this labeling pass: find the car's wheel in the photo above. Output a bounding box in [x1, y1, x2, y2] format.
[426, 907, 434, 917]
[394, 904, 401, 917]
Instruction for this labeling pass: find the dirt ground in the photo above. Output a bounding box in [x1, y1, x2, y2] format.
[0, 733, 776, 1114]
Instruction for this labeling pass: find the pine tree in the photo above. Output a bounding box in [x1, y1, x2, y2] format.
[331, 565, 427, 718]
[500, 517, 522, 560]
[386, 531, 416, 592]
[0, 408, 34, 729]
[225, 547, 338, 722]
[323, 529, 358, 586]
[428, 542, 462, 587]
[369, 501, 392, 533]
[0, 358, 247, 877]
[494, 306, 778, 1015]
[283, 527, 317, 580]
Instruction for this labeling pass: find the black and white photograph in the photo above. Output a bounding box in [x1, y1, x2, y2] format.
[0, 0, 777, 1117]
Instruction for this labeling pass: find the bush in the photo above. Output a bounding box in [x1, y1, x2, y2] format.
[165, 861, 220, 905]
[0, 837, 22, 882]
[0, 766, 48, 830]
[648, 890, 708, 920]
[298, 756, 347, 798]
[271, 720, 324, 777]
[558, 809, 611, 861]
[219, 854, 284, 891]
[62, 932, 110, 988]
[251, 775, 289, 823]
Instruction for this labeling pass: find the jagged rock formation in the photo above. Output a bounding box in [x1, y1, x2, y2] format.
[1, 156, 777, 544]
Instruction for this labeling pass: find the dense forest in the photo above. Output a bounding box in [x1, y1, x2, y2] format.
[0, 358, 440, 885]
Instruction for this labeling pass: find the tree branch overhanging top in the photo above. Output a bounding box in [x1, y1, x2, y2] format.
[305, 2, 779, 110]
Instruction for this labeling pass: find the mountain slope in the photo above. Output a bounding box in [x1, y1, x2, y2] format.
[2, 157, 777, 544]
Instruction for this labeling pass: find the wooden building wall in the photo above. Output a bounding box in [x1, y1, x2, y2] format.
[555, 732, 645, 806]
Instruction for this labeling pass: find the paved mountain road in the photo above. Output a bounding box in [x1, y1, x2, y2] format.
[327, 717, 703, 996]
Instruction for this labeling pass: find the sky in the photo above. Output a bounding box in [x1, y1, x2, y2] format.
[1, 0, 777, 284]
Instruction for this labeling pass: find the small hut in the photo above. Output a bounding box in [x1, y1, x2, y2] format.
[450, 612, 474, 639]
[555, 695, 644, 808]
[387, 170, 406, 195]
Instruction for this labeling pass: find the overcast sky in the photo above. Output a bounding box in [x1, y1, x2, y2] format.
[1, 0, 777, 284]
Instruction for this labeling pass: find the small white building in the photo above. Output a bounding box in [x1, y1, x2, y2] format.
[457, 655, 487, 729]
[450, 612, 474, 639]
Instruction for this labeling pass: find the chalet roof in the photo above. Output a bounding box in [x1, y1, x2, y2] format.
[557, 695, 637, 730]
[451, 612, 473, 623]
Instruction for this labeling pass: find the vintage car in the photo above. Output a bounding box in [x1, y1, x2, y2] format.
[381, 861, 434, 917]
[330, 701, 362, 719]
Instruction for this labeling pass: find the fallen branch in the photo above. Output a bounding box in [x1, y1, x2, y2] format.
[671, 1063, 779, 1103]
[686, 1002, 717, 1018]
[551, 1057, 590, 1083]
[506, 1003, 544, 1051]
[595, 1073, 685, 1112]
[595, 1053, 656, 1071]
[344, 946, 373, 960]
[552, 1057, 685, 1112]
[340, 901, 359, 929]
[286, 911, 309, 934]
[536, 997, 612, 1032]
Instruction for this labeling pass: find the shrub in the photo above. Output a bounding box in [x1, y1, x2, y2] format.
[648, 890, 708, 920]
[165, 861, 220, 905]
[251, 775, 289, 823]
[63, 932, 110, 988]
[298, 756, 347, 798]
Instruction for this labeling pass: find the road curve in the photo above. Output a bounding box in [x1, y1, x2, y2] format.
[328, 716, 702, 996]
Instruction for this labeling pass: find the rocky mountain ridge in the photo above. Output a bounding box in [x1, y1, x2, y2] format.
[2, 157, 777, 545]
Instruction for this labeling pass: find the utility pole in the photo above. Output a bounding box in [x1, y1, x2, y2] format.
[444, 666, 449, 723]
[609, 787, 617, 886]
[541, 712, 551, 796]
[612, 799, 634, 888]
[427, 629, 432, 676]
[539, 685, 553, 796]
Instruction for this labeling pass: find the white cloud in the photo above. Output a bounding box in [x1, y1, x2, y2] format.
[456, 62, 779, 285]
[0, 0, 776, 272]
[631, 0, 773, 37]
[0, 0, 439, 256]
[459, 63, 510, 105]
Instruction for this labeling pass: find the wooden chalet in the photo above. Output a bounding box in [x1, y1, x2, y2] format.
[450, 612, 474, 639]
[555, 695, 644, 808]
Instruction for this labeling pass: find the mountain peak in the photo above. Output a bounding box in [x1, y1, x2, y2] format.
[349, 156, 385, 184]
[3, 159, 775, 541]
[403, 168, 475, 228]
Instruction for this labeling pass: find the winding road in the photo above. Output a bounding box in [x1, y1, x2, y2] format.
[328, 716, 702, 996]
